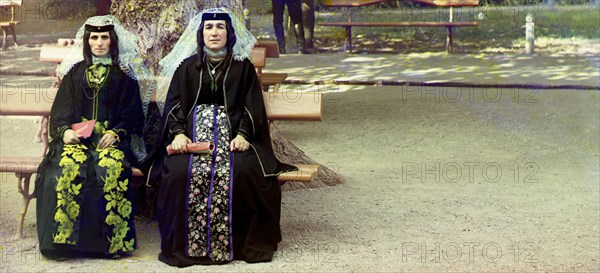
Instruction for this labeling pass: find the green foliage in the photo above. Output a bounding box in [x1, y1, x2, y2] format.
[120, 0, 174, 21]
[44, 0, 95, 20]
[245, 0, 272, 15]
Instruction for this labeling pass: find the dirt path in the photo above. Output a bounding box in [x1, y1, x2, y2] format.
[1, 83, 598, 271]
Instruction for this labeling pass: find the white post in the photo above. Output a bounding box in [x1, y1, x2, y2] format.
[525, 13, 535, 55]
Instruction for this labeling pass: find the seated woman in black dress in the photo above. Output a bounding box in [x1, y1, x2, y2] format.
[35, 15, 154, 259]
[147, 7, 296, 267]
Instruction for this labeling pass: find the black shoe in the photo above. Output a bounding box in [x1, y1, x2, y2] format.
[298, 47, 315, 54]
[279, 46, 286, 54]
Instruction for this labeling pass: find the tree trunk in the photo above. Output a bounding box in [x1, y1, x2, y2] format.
[111, 0, 243, 74]
[272, 123, 344, 190]
[95, 0, 112, 15]
[111, 0, 343, 191]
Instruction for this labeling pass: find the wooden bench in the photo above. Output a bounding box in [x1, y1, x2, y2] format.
[254, 40, 288, 92]
[0, 44, 323, 239]
[1, 88, 322, 238]
[0, 0, 21, 50]
[318, 0, 479, 53]
[251, 47, 267, 88]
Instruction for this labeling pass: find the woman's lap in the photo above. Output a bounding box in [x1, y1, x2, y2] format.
[36, 144, 135, 258]
[158, 149, 282, 265]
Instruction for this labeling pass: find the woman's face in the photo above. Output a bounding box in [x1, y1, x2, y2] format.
[88, 31, 111, 57]
[203, 20, 227, 51]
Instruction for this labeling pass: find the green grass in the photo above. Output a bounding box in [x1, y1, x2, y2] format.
[313, 5, 599, 53]
[535, 7, 600, 38]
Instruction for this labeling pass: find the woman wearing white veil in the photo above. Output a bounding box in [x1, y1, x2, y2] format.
[35, 15, 153, 259]
[146, 7, 297, 266]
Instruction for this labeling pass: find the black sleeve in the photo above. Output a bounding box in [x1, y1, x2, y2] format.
[49, 70, 76, 140]
[237, 107, 254, 140]
[165, 64, 187, 140]
[167, 103, 186, 140]
[240, 60, 268, 140]
[110, 75, 144, 141]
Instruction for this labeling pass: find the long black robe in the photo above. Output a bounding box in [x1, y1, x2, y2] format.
[145, 54, 296, 267]
[35, 61, 144, 258]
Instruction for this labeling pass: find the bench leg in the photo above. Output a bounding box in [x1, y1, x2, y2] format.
[262, 84, 270, 92]
[40, 117, 49, 157]
[446, 26, 453, 54]
[343, 26, 352, 53]
[7, 25, 18, 48]
[16, 173, 36, 239]
[1, 27, 6, 50]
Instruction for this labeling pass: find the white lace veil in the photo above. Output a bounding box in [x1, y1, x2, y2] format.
[56, 15, 156, 119]
[155, 7, 257, 113]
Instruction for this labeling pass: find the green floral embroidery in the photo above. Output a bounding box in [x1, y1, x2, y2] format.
[51, 125, 135, 253]
[53, 144, 87, 244]
[99, 148, 134, 254]
[85, 64, 109, 120]
[86, 64, 109, 91]
[84, 119, 112, 150]
[77, 117, 111, 148]
[93, 120, 109, 135]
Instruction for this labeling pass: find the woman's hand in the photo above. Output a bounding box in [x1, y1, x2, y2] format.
[63, 129, 81, 144]
[98, 133, 117, 149]
[171, 133, 192, 153]
[230, 135, 249, 152]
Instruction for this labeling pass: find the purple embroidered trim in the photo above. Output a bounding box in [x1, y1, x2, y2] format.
[228, 152, 234, 259]
[184, 105, 198, 255]
[184, 154, 193, 254]
[206, 104, 219, 256]
[192, 105, 198, 143]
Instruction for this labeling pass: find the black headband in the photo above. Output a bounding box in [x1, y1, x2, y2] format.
[85, 24, 114, 32]
[201, 12, 231, 22]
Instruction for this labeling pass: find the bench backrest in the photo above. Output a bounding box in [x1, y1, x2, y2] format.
[250, 47, 266, 69]
[0, 89, 322, 121]
[410, 0, 479, 6]
[321, 0, 387, 7]
[57, 38, 75, 46]
[255, 40, 280, 58]
[39, 44, 73, 63]
[251, 47, 266, 86]
[0, 0, 21, 22]
[0, 88, 55, 116]
[322, 0, 478, 6]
